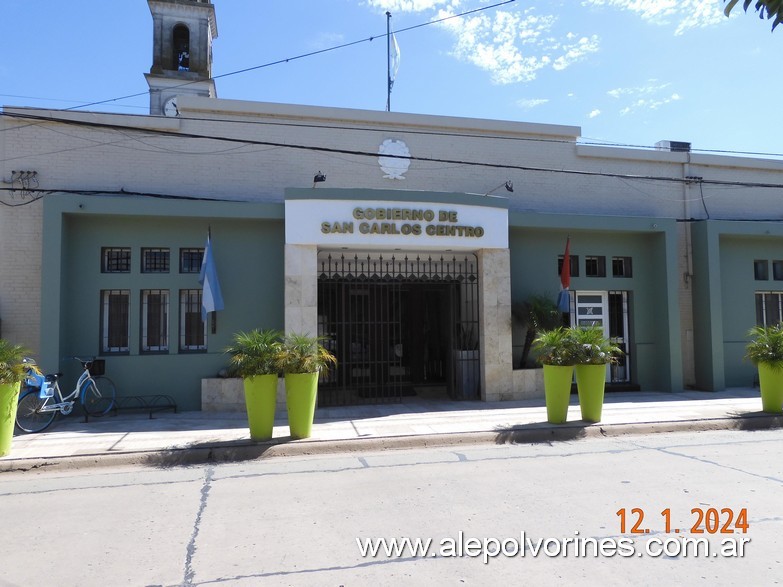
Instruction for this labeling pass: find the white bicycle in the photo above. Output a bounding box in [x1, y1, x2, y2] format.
[15, 357, 117, 433]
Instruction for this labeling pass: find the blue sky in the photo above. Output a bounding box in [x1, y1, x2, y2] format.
[2, 0, 781, 158]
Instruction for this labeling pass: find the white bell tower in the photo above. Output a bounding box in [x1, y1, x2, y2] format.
[145, 0, 218, 116]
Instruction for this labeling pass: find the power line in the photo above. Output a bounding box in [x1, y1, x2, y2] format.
[578, 137, 783, 160]
[5, 0, 783, 160]
[5, 106, 783, 163]
[7, 99, 783, 161]
[66, 1, 516, 112]
[2, 189, 781, 223]
[4, 110, 783, 191]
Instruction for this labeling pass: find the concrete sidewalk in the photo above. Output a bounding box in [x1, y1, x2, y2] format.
[2, 388, 781, 472]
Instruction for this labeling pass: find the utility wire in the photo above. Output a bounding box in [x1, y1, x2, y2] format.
[5, 0, 783, 160]
[4, 110, 783, 190]
[2, 188, 781, 223]
[6, 104, 783, 161]
[64, 1, 516, 112]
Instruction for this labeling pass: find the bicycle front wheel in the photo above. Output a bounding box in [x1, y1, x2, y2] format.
[81, 377, 116, 416]
[16, 391, 57, 433]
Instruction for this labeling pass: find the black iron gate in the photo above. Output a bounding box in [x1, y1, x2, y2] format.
[317, 251, 481, 406]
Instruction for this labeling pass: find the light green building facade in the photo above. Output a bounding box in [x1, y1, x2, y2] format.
[2, 0, 783, 412]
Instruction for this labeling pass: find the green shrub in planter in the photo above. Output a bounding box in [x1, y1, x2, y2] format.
[0, 339, 29, 456]
[533, 327, 578, 367]
[277, 333, 336, 439]
[746, 324, 783, 414]
[225, 329, 283, 441]
[571, 326, 622, 423]
[533, 327, 577, 424]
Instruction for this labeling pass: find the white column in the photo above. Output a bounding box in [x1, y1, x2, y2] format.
[284, 244, 318, 336]
[477, 248, 513, 401]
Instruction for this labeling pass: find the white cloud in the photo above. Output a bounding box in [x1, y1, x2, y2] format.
[582, 0, 724, 35]
[551, 35, 600, 71]
[620, 94, 680, 116]
[364, 0, 453, 12]
[363, 3, 602, 85]
[312, 32, 345, 50]
[435, 7, 600, 84]
[517, 98, 549, 109]
[608, 80, 670, 99]
[437, 9, 556, 83]
[608, 80, 683, 114]
[588, 109, 601, 118]
[362, 0, 724, 89]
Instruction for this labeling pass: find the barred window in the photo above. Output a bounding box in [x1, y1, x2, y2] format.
[773, 261, 783, 281]
[754, 260, 769, 281]
[141, 290, 169, 352]
[756, 292, 783, 327]
[102, 248, 131, 273]
[557, 255, 579, 277]
[180, 248, 204, 273]
[142, 248, 170, 273]
[612, 257, 633, 278]
[585, 256, 606, 277]
[101, 290, 130, 353]
[180, 289, 206, 351]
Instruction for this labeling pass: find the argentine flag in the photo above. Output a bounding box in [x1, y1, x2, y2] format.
[199, 233, 224, 320]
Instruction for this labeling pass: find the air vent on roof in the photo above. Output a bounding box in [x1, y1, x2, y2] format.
[655, 140, 691, 152]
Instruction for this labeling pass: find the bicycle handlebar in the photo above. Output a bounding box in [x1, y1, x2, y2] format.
[72, 356, 95, 367]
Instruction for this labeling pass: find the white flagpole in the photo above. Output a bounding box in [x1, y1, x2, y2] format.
[386, 11, 392, 112]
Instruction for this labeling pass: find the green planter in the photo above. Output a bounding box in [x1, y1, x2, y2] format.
[243, 374, 278, 441]
[285, 372, 319, 439]
[757, 363, 783, 414]
[0, 382, 20, 457]
[543, 364, 573, 424]
[575, 364, 606, 423]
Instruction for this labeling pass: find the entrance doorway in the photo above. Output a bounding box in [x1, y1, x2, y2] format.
[570, 290, 631, 384]
[317, 251, 480, 406]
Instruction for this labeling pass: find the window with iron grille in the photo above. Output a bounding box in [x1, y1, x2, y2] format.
[756, 292, 783, 327]
[557, 255, 579, 277]
[754, 260, 769, 281]
[585, 256, 606, 277]
[180, 248, 204, 273]
[101, 290, 130, 353]
[180, 289, 206, 351]
[102, 248, 131, 273]
[141, 248, 170, 273]
[612, 256, 633, 278]
[141, 289, 169, 352]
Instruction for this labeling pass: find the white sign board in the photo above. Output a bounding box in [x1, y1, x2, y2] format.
[285, 199, 508, 250]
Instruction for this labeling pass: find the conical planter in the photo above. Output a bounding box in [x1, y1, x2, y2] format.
[757, 362, 783, 414]
[285, 372, 319, 439]
[575, 364, 606, 423]
[0, 382, 21, 457]
[543, 365, 573, 424]
[243, 374, 278, 441]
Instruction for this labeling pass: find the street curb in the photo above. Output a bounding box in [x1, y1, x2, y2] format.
[2, 414, 782, 474]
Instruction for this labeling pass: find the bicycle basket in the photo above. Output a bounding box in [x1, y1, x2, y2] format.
[88, 359, 106, 376]
[39, 381, 54, 399]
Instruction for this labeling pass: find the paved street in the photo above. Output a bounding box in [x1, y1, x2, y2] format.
[1, 428, 780, 586]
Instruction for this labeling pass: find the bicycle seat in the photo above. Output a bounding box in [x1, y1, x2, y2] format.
[45, 373, 62, 383]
